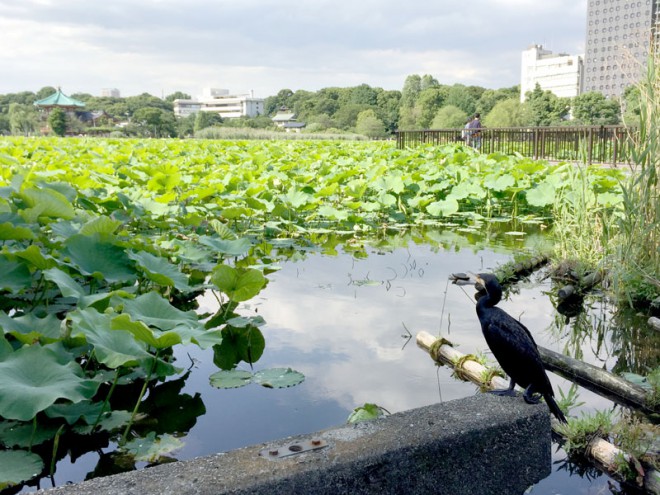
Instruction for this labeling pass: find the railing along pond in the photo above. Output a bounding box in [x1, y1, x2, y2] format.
[396, 126, 634, 166]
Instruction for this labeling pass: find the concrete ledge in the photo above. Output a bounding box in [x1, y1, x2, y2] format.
[41, 394, 551, 495]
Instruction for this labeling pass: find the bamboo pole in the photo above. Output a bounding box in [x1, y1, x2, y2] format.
[416, 331, 660, 494]
[538, 346, 657, 414]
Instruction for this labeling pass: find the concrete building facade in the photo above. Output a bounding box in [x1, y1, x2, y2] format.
[583, 0, 660, 98]
[173, 99, 203, 117]
[520, 45, 584, 101]
[172, 88, 264, 119]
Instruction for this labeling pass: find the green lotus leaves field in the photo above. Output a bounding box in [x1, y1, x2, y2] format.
[0, 136, 625, 489]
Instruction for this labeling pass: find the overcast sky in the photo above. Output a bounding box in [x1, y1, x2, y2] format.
[0, 0, 588, 99]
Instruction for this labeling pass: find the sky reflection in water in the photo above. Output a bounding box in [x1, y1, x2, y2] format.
[179, 241, 620, 494]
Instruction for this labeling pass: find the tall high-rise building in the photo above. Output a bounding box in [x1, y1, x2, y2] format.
[583, 0, 660, 98]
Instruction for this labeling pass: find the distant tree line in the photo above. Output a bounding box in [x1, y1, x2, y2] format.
[0, 77, 642, 139]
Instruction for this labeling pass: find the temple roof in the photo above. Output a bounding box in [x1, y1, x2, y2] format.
[34, 88, 86, 108]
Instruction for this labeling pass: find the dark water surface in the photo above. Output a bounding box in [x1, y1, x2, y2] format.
[24, 231, 657, 494]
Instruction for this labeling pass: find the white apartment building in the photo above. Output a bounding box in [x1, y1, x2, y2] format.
[172, 88, 264, 118]
[194, 88, 264, 119]
[520, 45, 584, 101]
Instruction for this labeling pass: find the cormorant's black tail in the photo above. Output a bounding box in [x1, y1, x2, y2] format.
[544, 394, 567, 424]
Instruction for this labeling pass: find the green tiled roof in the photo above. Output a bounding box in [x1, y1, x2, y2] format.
[34, 88, 85, 108]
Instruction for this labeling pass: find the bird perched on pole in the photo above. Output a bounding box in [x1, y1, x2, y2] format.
[472, 273, 567, 423]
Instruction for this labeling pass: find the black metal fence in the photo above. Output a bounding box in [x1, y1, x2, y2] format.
[395, 126, 635, 166]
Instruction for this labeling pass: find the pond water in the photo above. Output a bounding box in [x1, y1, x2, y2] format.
[17, 227, 658, 494]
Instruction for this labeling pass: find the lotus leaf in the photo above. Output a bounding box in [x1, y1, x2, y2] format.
[121, 291, 199, 331]
[427, 198, 459, 217]
[45, 400, 106, 425]
[79, 216, 122, 236]
[252, 368, 305, 389]
[74, 410, 134, 434]
[69, 308, 153, 368]
[112, 314, 183, 349]
[0, 222, 35, 240]
[209, 369, 253, 389]
[0, 450, 44, 489]
[122, 432, 184, 462]
[0, 420, 60, 447]
[43, 267, 86, 299]
[128, 250, 191, 291]
[63, 233, 136, 283]
[210, 265, 266, 302]
[198, 235, 251, 257]
[525, 181, 557, 207]
[0, 256, 32, 293]
[347, 403, 388, 424]
[20, 187, 75, 220]
[0, 311, 61, 344]
[0, 345, 99, 421]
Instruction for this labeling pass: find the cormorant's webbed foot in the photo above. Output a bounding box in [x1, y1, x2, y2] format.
[523, 386, 542, 404]
[488, 379, 516, 397]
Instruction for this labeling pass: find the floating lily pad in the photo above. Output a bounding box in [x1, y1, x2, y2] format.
[252, 368, 305, 389]
[122, 432, 184, 463]
[209, 369, 253, 389]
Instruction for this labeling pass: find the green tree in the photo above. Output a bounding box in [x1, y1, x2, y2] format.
[347, 84, 379, 106]
[420, 74, 439, 90]
[445, 84, 480, 116]
[0, 114, 9, 134]
[398, 106, 421, 130]
[264, 89, 294, 115]
[48, 107, 67, 136]
[132, 107, 176, 137]
[523, 84, 570, 125]
[333, 103, 373, 129]
[194, 111, 223, 132]
[165, 91, 192, 102]
[177, 114, 196, 137]
[35, 86, 57, 100]
[125, 93, 173, 114]
[571, 92, 621, 125]
[307, 113, 337, 130]
[375, 89, 401, 133]
[8, 103, 38, 135]
[401, 74, 422, 108]
[415, 88, 446, 128]
[355, 109, 387, 138]
[483, 98, 531, 127]
[476, 86, 519, 117]
[431, 105, 468, 128]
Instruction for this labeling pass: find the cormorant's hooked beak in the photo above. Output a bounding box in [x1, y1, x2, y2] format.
[449, 272, 486, 291]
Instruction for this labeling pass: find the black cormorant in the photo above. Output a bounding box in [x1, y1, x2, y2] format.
[473, 273, 567, 423]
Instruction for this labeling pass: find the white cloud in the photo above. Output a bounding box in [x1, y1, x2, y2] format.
[0, 0, 588, 97]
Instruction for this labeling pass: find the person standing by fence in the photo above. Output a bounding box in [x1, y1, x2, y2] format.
[468, 113, 482, 150]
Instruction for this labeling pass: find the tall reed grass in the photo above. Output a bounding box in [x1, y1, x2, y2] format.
[551, 49, 660, 307]
[613, 48, 660, 305]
